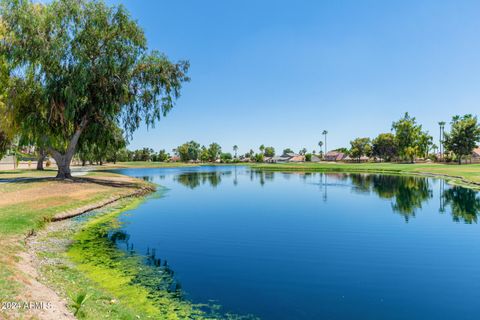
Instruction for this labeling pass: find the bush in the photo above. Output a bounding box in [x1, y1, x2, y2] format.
[255, 153, 264, 162]
[305, 154, 312, 162]
[46, 160, 51, 168]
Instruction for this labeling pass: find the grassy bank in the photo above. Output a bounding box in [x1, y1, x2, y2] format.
[249, 162, 480, 187]
[0, 169, 154, 319]
[36, 198, 208, 319]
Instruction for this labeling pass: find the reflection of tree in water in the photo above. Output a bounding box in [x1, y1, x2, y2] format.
[350, 174, 373, 194]
[174, 171, 232, 189]
[349, 174, 433, 222]
[443, 186, 480, 224]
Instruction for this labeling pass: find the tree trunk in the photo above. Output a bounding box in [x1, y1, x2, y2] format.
[51, 150, 75, 179]
[48, 116, 88, 179]
[36, 148, 46, 171]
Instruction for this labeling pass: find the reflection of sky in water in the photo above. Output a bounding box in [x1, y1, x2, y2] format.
[112, 166, 480, 320]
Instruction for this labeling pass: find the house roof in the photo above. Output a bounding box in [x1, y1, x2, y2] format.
[473, 147, 480, 157]
[325, 151, 345, 161]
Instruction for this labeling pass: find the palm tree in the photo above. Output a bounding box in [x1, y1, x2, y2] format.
[259, 144, 265, 155]
[438, 121, 445, 161]
[318, 141, 323, 156]
[322, 130, 328, 156]
[233, 145, 238, 159]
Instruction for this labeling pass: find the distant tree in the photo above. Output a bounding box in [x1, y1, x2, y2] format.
[116, 148, 130, 162]
[444, 114, 480, 164]
[372, 133, 397, 161]
[322, 130, 328, 154]
[77, 123, 126, 165]
[283, 148, 294, 155]
[392, 113, 423, 163]
[157, 149, 169, 162]
[208, 143, 222, 161]
[254, 153, 264, 163]
[220, 152, 232, 162]
[259, 144, 265, 155]
[200, 146, 210, 162]
[233, 145, 238, 158]
[299, 148, 307, 155]
[177, 141, 200, 161]
[318, 141, 323, 154]
[350, 137, 372, 161]
[305, 153, 312, 162]
[264, 146, 275, 157]
[417, 132, 433, 158]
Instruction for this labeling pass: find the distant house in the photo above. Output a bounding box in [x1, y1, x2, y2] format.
[472, 147, 480, 159]
[169, 156, 181, 162]
[269, 152, 305, 163]
[324, 151, 346, 162]
[310, 155, 321, 162]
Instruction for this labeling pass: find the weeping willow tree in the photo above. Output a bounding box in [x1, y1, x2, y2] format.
[1, 0, 189, 178]
[0, 18, 14, 158]
[77, 123, 126, 166]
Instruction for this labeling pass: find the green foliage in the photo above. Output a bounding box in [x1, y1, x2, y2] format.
[67, 199, 206, 319]
[283, 148, 294, 155]
[254, 153, 264, 162]
[207, 142, 222, 161]
[305, 153, 312, 162]
[444, 114, 480, 164]
[2, 0, 189, 176]
[349, 137, 371, 160]
[177, 141, 200, 161]
[70, 292, 90, 317]
[372, 133, 396, 161]
[77, 123, 126, 165]
[264, 146, 275, 157]
[220, 152, 232, 162]
[156, 149, 169, 162]
[392, 113, 431, 162]
[199, 146, 210, 162]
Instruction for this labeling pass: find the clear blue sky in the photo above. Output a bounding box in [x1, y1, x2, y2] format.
[109, 0, 480, 155]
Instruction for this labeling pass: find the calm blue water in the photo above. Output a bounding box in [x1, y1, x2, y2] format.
[112, 166, 480, 320]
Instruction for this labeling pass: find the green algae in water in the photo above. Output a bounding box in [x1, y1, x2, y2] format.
[68, 198, 258, 320]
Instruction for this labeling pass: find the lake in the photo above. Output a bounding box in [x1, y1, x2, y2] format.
[112, 166, 480, 320]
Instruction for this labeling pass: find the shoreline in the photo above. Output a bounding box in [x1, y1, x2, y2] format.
[3, 163, 480, 319]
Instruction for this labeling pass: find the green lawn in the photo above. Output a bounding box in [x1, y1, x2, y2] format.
[0, 171, 152, 319]
[249, 162, 480, 186]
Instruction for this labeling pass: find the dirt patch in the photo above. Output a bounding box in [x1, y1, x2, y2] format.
[0, 173, 154, 319]
[14, 248, 75, 320]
